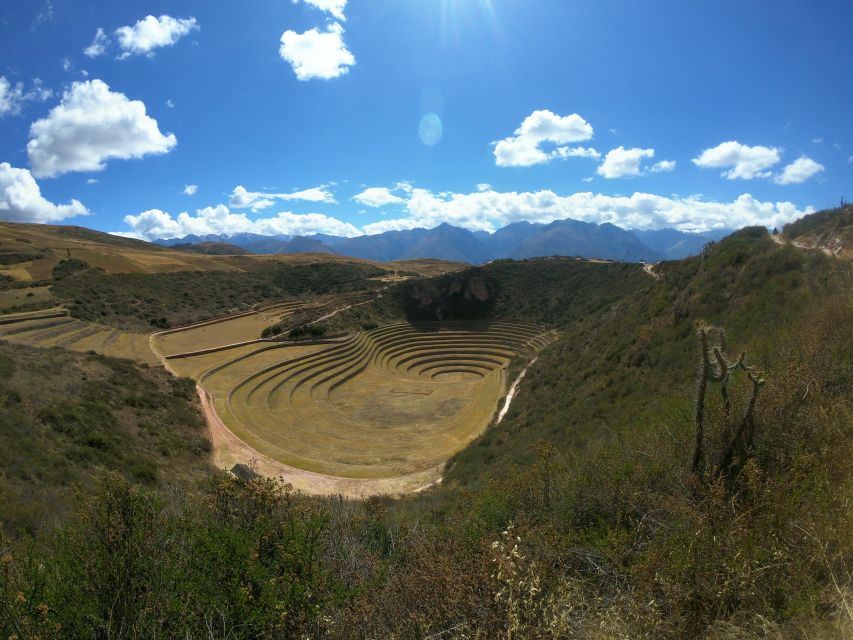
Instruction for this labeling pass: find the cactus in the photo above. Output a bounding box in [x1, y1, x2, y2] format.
[692, 324, 766, 484]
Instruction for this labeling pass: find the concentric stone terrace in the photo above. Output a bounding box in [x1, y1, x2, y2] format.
[0, 307, 158, 365]
[164, 321, 556, 480]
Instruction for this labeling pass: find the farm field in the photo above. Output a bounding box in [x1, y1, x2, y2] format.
[0, 307, 159, 365]
[153, 301, 305, 356]
[156, 315, 557, 489]
[0, 285, 54, 310]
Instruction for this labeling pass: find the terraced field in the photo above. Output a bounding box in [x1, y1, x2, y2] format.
[158, 319, 557, 489]
[153, 301, 305, 357]
[2, 298, 556, 494]
[0, 307, 159, 365]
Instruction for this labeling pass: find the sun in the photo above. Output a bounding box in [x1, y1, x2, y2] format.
[439, 0, 502, 38]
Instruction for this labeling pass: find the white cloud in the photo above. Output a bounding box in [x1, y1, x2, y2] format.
[597, 147, 655, 179]
[229, 185, 336, 211]
[280, 22, 355, 81]
[360, 186, 811, 235]
[0, 76, 52, 117]
[848, 156, 853, 164]
[61, 58, 72, 72]
[296, 0, 347, 21]
[0, 163, 89, 223]
[34, 1, 54, 26]
[552, 146, 601, 160]
[773, 156, 825, 185]
[0, 77, 25, 117]
[812, 137, 823, 144]
[86, 178, 98, 185]
[183, 184, 198, 195]
[692, 141, 782, 180]
[494, 110, 595, 167]
[166, 99, 175, 108]
[581, 177, 594, 183]
[476, 183, 492, 192]
[352, 187, 406, 207]
[117, 183, 814, 240]
[27, 79, 176, 178]
[361, 217, 425, 234]
[115, 15, 198, 58]
[84, 27, 109, 57]
[28, 79, 52, 103]
[121, 204, 360, 240]
[650, 159, 676, 173]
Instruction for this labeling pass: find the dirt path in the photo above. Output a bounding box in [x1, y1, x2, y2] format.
[642, 263, 661, 279]
[496, 357, 537, 424]
[307, 289, 387, 326]
[771, 233, 835, 257]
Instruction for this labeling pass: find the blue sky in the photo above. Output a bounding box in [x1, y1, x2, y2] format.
[1, 0, 851, 239]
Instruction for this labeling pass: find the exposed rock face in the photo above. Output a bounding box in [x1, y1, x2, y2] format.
[401, 269, 497, 321]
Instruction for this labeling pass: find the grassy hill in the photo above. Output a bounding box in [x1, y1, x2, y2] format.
[0, 341, 212, 536]
[52, 260, 388, 331]
[0, 210, 851, 638]
[446, 227, 832, 483]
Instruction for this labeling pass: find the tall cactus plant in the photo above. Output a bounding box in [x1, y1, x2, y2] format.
[692, 324, 765, 485]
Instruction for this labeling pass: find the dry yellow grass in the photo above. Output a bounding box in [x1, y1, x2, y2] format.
[157, 319, 556, 483]
[0, 308, 158, 365]
[154, 302, 303, 356]
[0, 285, 54, 310]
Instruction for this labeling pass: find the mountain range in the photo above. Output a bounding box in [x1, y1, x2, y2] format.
[155, 218, 730, 263]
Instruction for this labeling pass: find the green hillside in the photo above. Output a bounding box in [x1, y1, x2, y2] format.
[0, 342, 212, 536]
[448, 227, 833, 483]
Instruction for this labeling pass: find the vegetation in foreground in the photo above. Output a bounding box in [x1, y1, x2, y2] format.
[0, 208, 851, 638]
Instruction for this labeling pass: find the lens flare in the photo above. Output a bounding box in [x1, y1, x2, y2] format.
[419, 113, 443, 146]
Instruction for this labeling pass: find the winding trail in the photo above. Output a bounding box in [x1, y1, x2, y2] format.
[307, 289, 387, 326]
[642, 263, 661, 279]
[771, 233, 835, 257]
[496, 357, 538, 424]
